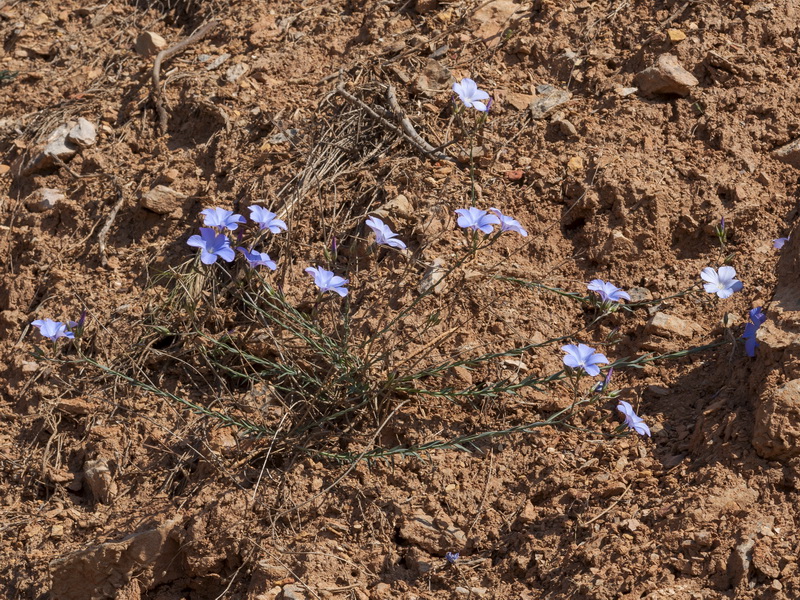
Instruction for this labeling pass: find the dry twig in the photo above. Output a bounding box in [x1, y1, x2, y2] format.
[335, 84, 455, 163]
[152, 20, 219, 134]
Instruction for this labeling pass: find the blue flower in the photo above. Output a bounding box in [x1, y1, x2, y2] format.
[700, 266, 743, 299]
[743, 307, 766, 358]
[617, 400, 651, 437]
[31, 319, 74, 341]
[452, 78, 490, 112]
[366, 216, 407, 250]
[445, 552, 460, 564]
[187, 228, 236, 265]
[587, 279, 631, 303]
[561, 343, 608, 377]
[237, 247, 277, 270]
[305, 266, 349, 297]
[200, 207, 246, 231]
[455, 207, 500, 234]
[489, 208, 528, 236]
[249, 206, 288, 234]
[774, 237, 790, 249]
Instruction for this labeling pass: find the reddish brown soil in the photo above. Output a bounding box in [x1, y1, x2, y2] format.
[2, 0, 800, 599]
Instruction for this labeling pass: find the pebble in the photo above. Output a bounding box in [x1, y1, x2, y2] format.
[66, 118, 97, 148]
[412, 58, 454, 96]
[135, 31, 167, 57]
[418, 259, 448, 295]
[140, 185, 186, 215]
[83, 458, 117, 504]
[282, 584, 307, 600]
[529, 84, 572, 120]
[557, 118, 578, 137]
[225, 62, 250, 83]
[627, 286, 652, 303]
[666, 28, 687, 42]
[646, 312, 701, 339]
[634, 54, 698, 97]
[25, 187, 64, 212]
[772, 137, 800, 169]
[753, 378, 800, 461]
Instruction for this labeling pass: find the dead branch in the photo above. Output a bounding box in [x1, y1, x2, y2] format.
[152, 20, 219, 134]
[335, 84, 456, 163]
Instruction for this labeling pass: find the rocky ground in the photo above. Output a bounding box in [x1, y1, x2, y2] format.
[1, 0, 800, 599]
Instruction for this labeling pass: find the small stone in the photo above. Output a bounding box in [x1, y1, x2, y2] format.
[557, 118, 578, 137]
[418, 259, 448, 295]
[666, 28, 687, 42]
[412, 59, 454, 96]
[371, 582, 392, 599]
[529, 85, 572, 119]
[615, 86, 638, 97]
[634, 54, 699, 97]
[771, 580, 783, 591]
[753, 378, 800, 461]
[518, 500, 536, 523]
[726, 537, 755, 589]
[772, 138, 800, 169]
[504, 169, 524, 181]
[505, 91, 534, 110]
[67, 118, 97, 148]
[282, 583, 307, 600]
[225, 62, 250, 83]
[567, 156, 584, 172]
[25, 187, 65, 212]
[0, 164, 10, 175]
[205, 53, 231, 71]
[646, 312, 701, 340]
[50, 524, 64, 538]
[135, 31, 167, 57]
[627, 286, 652, 303]
[376, 194, 414, 219]
[140, 185, 185, 215]
[158, 168, 180, 185]
[83, 459, 117, 504]
[21, 361, 39, 373]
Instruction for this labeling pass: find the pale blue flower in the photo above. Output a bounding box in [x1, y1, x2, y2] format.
[249, 206, 287, 234]
[237, 247, 277, 270]
[743, 307, 766, 358]
[200, 207, 246, 231]
[561, 343, 608, 377]
[306, 266, 348, 297]
[617, 400, 651, 437]
[31, 319, 74, 341]
[452, 78, 490, 112]
[187, 227, 236, 265]
[587, 279, 630, 303]
[489, 208, 528, 236]
[701, 266, 743, 299]
[455, 207, 500, 234]
[774, 237, 789, 249]
[366, 216, 407, 250]
[445, 552, 460, 564]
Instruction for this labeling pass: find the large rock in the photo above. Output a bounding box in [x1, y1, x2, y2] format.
[17, 119, 97, 175]
[49, 519, 183, 600]
[140, 185, 186, 215]
[634, 54, 699, 97]
[749, 231, 800, 460]
[772, 138, 800, 169]
[753, 379, 800, 460]
[135, 31, 167, 57]
[24, 187, 64, 212]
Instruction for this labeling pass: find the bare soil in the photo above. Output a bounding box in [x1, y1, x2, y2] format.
[2, 0, 800, 599]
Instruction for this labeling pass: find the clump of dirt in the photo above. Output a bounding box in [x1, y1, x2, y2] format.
[2, 0, 800, 599]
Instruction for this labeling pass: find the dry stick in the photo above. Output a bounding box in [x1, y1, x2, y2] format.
[51, 155, 125, 268]
[152, 20, 219, 134]
[334, 84, 456, 163]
